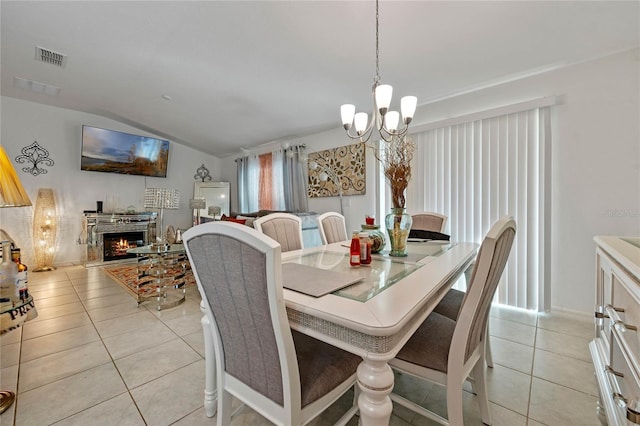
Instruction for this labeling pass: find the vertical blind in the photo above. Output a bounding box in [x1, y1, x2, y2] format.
[407, 107, 551, 311]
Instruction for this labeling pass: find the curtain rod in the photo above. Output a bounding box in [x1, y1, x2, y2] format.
[234, 143, 306, 162]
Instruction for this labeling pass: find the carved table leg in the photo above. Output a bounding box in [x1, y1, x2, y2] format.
[356, 359, 394, 425]
[200, 301, 217, 417]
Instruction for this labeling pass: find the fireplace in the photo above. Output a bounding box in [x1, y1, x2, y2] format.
[103, 231, 144, 261]
[83, 212, 157, 266]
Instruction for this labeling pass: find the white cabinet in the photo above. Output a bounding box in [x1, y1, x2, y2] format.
[590, 237, 640, 425]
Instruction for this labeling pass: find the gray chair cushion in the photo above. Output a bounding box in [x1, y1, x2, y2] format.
[394, 312, 456, 373]
[433, 288, 465, 321]
[292, 330, 361, 407]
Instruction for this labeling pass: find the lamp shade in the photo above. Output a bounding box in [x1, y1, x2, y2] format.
[208, 206, 221, 216]
[0, 146, 32, 207]
[144, 188, 180, 209]
[189, 198, 206, 210]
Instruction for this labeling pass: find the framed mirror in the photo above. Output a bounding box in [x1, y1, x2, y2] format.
[193, 182, 230, 223]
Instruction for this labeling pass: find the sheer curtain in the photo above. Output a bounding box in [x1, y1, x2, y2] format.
[407, 106, 551, 311]
[271, 150, 286, 210]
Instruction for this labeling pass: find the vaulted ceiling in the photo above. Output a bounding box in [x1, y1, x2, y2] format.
[1, 1, 638, 157]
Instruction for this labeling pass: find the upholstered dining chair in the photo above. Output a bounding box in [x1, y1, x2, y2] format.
[182, 221, 360, 426]
[317, 211, 348, 245]
[411, 211, 448, 233]
[253, 212, 304, 252]
[389, 216, 516, 426]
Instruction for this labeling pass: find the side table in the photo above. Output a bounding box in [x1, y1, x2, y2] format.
[127, 244, 188, 311]
[0, 295, 37, 414]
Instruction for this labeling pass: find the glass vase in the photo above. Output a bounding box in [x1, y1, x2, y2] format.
[385, 207, 412, 257]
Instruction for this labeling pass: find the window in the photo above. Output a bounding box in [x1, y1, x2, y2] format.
[237, 146, 309, 213]
[406, 106, 551, 311]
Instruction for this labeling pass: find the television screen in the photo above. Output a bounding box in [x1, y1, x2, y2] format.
[81, 125, 170, 177]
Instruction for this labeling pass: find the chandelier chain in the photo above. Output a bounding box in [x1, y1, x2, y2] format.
[375, 0, 380, 84]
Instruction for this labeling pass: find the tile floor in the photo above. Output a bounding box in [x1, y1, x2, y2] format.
[0, 265, 601, 425]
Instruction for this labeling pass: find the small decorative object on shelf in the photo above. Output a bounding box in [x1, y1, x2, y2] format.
[15, 141, 55, 176]
[194, 164, 212, 182]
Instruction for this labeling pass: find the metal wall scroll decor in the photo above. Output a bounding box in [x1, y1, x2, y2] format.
[15, 141, 54, 176]
[308, 142, 366, 198]
[194, 164, 212, 182]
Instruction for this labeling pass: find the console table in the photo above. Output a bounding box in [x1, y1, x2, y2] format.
[590, 236, 640, 425]
[127, 244, 188, 311]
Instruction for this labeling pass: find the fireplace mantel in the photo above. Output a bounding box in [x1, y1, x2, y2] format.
[83, 212, 157, 267]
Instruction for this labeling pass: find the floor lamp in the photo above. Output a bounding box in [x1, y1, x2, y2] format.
[0, 145, 32, 415]
[32, 188, 57, 271]
[144, 188, 180, 248]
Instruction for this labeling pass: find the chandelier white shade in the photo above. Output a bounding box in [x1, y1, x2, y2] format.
[340, 0, 417, 143]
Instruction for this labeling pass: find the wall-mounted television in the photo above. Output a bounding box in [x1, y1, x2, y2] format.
[81, 125, 170, 177]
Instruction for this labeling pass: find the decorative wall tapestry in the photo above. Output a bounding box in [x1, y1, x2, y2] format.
[308, 142, 366, 198]
[15, 141, 54, 176]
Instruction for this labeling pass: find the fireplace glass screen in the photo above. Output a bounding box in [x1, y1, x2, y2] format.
[103, 232, 144, 261]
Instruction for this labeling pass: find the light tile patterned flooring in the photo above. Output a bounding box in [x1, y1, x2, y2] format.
[0, 265, 600, 425]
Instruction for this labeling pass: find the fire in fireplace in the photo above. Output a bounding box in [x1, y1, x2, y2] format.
[103, 231, 144, 261]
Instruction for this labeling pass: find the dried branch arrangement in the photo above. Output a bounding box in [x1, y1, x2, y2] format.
[373, 136, 416, 208]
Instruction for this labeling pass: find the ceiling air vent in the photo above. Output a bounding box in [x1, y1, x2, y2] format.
[35, 46, 67, 68]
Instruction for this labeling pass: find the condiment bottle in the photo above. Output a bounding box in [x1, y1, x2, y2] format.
[350, 231, 361, 266]
[359, 232, 372, 265]
[11, 247, 28, 301]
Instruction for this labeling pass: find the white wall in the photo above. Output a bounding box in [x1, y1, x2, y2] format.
[221, 49, 639, 316]
[1, 97, 221, 266]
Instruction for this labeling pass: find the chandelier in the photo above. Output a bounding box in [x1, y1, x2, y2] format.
[340, 0, 417, 143]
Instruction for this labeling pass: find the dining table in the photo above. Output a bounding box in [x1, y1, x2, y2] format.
[200, 239, 478, 425]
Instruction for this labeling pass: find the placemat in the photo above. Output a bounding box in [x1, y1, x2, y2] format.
[282, 262, 362, 297]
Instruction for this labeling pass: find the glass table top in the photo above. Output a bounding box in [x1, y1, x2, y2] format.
[283, 242, 456, 302]
[283, 251, 421, 302]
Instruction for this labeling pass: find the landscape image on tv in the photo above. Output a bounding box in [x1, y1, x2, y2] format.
[81, 125, 170, 177]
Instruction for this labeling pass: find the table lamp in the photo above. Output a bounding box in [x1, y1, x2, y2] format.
[208, 205, 221, 221]
[189, 198, 206, 226]
[144, 188, 180, 248]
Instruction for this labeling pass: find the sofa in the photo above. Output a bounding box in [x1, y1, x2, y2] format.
[221, 210, 322, 248]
